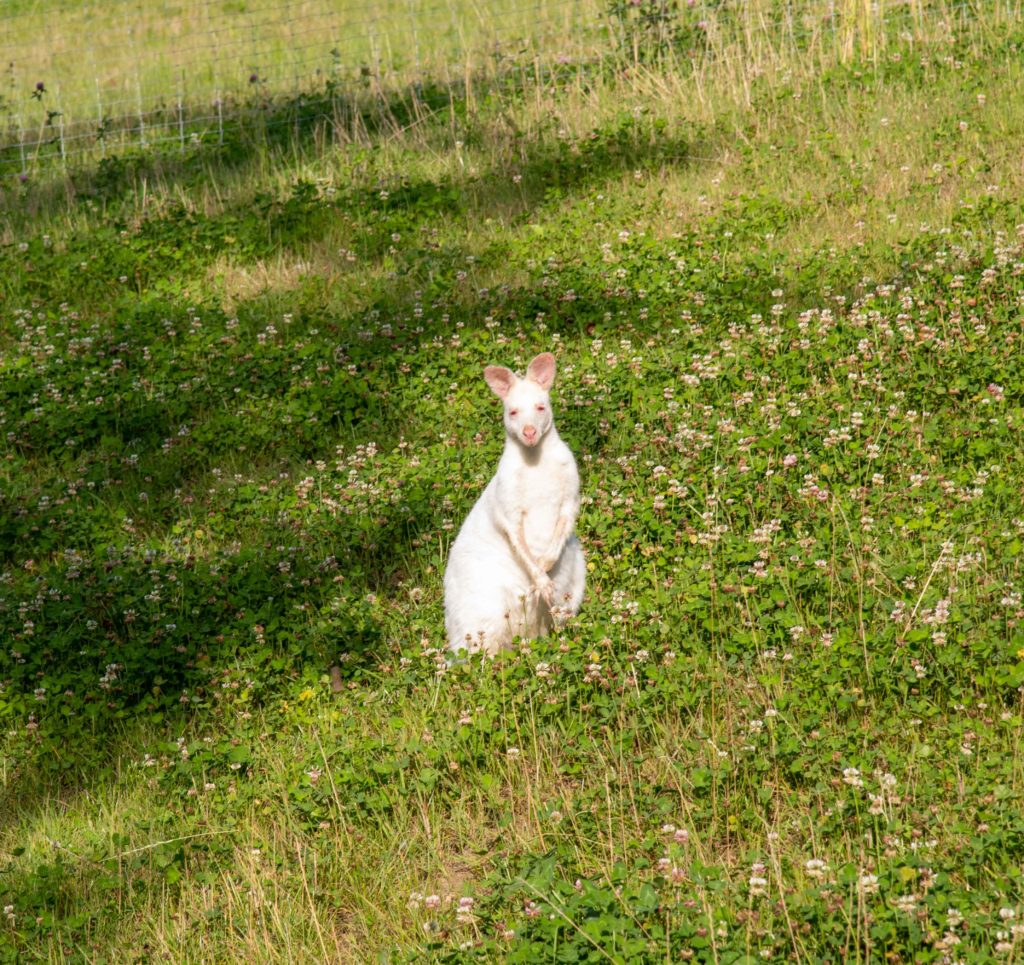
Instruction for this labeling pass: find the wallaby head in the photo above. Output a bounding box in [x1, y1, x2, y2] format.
[484, 352, 557, 449]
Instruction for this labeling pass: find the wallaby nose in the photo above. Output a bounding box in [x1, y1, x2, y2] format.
[522, 425, 537, 444]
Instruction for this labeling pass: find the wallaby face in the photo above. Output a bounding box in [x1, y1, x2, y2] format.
[484, 352, 556, 449]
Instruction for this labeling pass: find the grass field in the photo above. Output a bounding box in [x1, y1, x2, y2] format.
[3, 0, 992, 174]
[3, 1, 1024, 961]
[1, 0, 604, 172]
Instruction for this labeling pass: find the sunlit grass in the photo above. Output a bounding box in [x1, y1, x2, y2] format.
[3, 2, 1024, 962]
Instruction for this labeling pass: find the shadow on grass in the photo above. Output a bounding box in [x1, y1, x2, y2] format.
[0, 74, 464, 224]
[1, 59, 665, 228]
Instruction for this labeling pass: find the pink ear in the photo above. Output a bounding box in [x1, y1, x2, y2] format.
[484, 365, 516, 400]
[526, 352, 556, 391]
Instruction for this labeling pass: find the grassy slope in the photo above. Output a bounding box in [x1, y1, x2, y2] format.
[2, 7, 1024, 963]
[0, 0, 605, 172]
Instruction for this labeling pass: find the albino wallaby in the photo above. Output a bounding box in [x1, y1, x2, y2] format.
[444, 352, 586, 657]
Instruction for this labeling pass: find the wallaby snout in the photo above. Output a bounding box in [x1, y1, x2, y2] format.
[522, 425, 538, 445]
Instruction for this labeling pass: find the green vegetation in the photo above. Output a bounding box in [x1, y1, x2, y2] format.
[2, 1, 1024, 961]
[0, 0, 608, 171]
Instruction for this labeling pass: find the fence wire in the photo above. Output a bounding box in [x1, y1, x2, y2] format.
[0, 0, 1018, 177]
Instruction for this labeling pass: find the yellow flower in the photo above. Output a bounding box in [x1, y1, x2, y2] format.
[298, 688, 316, 701]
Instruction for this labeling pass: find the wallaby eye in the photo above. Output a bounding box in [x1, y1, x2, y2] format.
[536, 404, 546, 412]
[509, 408, 519, 417]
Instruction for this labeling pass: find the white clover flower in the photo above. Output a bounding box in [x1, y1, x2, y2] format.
[843, 767, 864, 787]
[804, 858, 828, 880]
[456, 896, 475, 923]
[894, 894, 918, 914]
[859, 873, 879, 894]
[748, 862, 768, 897]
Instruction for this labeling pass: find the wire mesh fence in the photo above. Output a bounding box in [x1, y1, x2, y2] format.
[0, 0, 1019, 177]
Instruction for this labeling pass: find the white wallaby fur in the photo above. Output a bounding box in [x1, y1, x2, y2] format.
[445, 352, 586, 657]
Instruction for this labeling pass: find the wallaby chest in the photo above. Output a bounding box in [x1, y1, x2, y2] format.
[494, 446, 574, 549]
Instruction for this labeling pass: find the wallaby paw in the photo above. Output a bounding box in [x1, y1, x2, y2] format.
[533, 576, 556, 607]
